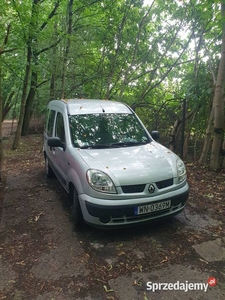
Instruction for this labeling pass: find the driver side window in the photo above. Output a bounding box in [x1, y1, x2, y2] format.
[47, 109, 55, 137]
[55, 112, 65, 143]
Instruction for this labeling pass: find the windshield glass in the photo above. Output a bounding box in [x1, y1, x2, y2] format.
[69, 113, 150, 148]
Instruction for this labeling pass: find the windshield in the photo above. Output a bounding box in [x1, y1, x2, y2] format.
[69, 113, 151, 149]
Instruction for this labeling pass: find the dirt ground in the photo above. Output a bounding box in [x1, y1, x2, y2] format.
[1, 121, 17, 137]
[0, 122, 225, 300]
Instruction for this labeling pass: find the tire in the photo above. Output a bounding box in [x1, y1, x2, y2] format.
[45, 156, 55, 178]
[71, 187, 84, 228]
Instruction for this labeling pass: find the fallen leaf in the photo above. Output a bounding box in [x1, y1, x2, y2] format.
[103, 285, 114, 293]
[132, 280, 137, 286]
[160, 256, 168, 263]
[16, 261, 26, 265]
[143, 292, 149, 300]
[34, 212, 43, 222]
[97, 278, 107, 283]
[199, 258, 208, 264]
[135, 279, 143, 286]
[35, 215, 40, 222]
[204, 193, 214, 198]
[40, 282, 45, 290]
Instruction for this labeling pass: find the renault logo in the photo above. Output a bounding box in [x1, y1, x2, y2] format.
[148, 184, 155, 194]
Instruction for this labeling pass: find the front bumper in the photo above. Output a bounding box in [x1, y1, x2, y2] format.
[79, 183, 189, 227]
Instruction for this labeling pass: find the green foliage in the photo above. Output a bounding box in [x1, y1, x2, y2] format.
[0, 0, 222, 149]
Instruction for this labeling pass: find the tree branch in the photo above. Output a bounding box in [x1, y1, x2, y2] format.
[40, 0, 60, 31]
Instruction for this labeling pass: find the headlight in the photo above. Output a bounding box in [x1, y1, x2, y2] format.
[86, 169, 117, 194]
[176, 158, 186, 183]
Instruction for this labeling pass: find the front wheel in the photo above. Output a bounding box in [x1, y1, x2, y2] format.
[71, 187, 84, 228]
[45, 156, 55, 178]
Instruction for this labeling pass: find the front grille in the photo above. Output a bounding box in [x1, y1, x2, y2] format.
[156, 178, 173, 189]
[121, 184, 146, 193]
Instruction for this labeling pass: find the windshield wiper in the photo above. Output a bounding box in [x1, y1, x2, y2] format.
[109, 141, 148, 148]
[80, 141, 149, 149]
[80, 143, 112, 149]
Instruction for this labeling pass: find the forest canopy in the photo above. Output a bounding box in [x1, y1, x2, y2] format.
[0, 0, 224, 170]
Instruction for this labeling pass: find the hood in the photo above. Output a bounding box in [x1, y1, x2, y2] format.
[77, 142, 176, 186]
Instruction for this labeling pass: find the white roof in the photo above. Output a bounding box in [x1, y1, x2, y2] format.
[63, 99, 132, 115]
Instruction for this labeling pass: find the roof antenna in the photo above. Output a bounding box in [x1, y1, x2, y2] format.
[99, 102, 105, 113]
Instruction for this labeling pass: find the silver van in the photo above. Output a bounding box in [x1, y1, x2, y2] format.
[43, 99, 189, 228]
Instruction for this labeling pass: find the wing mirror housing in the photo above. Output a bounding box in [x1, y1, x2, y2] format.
[48, 137, 66, 151]
[151, 131, 159, 140]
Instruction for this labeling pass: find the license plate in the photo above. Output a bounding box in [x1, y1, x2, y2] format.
[134, 200, 171, 215]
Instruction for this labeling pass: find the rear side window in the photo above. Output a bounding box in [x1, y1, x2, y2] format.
[45, 109, 50, 130]
[47, 110, 56, 137]
[55, 112, 65, 143]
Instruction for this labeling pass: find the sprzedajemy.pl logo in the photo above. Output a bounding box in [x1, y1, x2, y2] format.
[146, 277, 217, 293]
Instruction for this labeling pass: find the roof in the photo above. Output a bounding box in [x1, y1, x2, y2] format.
[56, 99, 132, 115]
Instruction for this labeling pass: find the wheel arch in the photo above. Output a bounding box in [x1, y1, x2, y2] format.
[66, 168, 84, 195]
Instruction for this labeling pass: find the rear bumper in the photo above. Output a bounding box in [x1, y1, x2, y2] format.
[79, 183, 189, 227]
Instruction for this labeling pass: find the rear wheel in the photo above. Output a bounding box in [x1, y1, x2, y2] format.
[45, 156, 55, 178]
[71, 187, 84, 228]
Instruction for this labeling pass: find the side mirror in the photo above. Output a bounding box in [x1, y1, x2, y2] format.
[151, 130, 159, 140]
[48, 137, 66, 150]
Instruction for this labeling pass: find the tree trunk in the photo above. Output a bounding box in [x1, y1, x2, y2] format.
[12, 46, 32, 150]
[210, 2, 225, 170]
[21, 71, 37, 136]
[183, 131, 190, 160]
[198, 45, 217, 165]
[49, 25, 58, 100]
[0, 23, 16, 179]
[61, 0, 73, 98]
[222, 140, 225, 167]
[2, 91, 14, 121]
[50, 73, 55, 100]
[183, 110, 197, 160]
[198, 104, 214, 165]
[210, 131, 224, 170]
[0, 65, 3, 180]
[169, 119, 182, 152]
